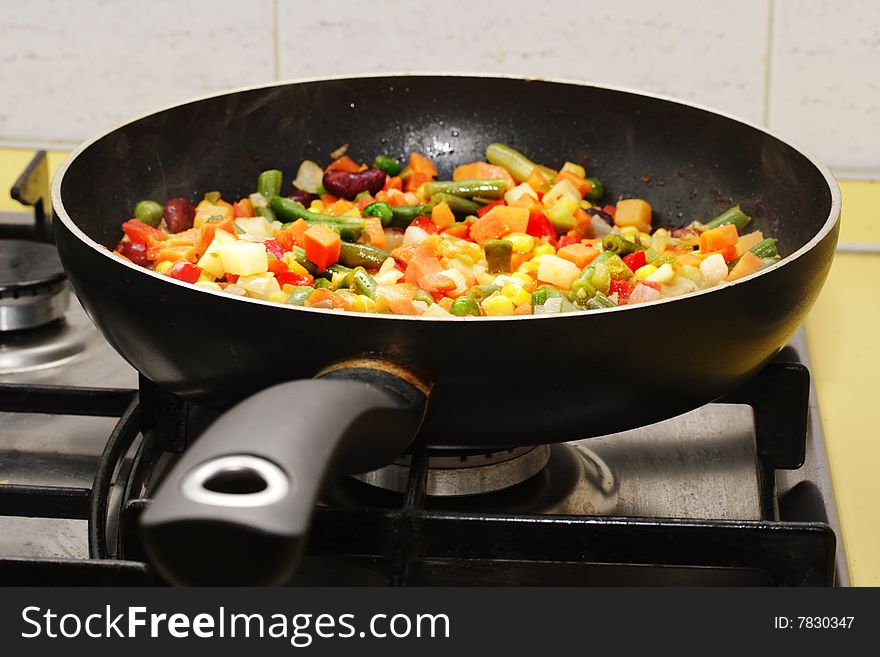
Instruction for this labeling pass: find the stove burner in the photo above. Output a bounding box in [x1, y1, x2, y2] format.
[354, 445, 552, 496]
[0, 240, 69, 331]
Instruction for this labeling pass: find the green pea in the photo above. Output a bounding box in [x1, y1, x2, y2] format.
[134, 200, 163, 227]
[362, 201, 394, 226]
[585, 177, 604, 203]
[450, 296, 481, 317]
[372, 154, 402, 176]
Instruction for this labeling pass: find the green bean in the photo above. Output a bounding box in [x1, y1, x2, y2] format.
[531, 285, 561, 307]
[362, 201, 394, 226]
[586, 291, 616, 310]
[289, 246, 317, 274]
[585, 177, 604, 204]
[749, 238, 778, 259]
[450, 296, 481, 317]
[284, 286, 314, 306]
[559, 297, 577, 313]
[484, 240, 513, 273]
[372, 154, 402, 176]
[601, 234, 640, 256]
[701, 205, 752, 232]
[388, 204, 432, 228]
[760, 255, 781, 269]
[338, 242, 390, 268]
[134, 200, 163, 227]
[571, 266, 597, 301]
[650, 255, 680, 269]
[257, 170, 283, 199]
[467, 285, 501, 303]
[429, 193, 481, 216]
[598, 253, 633, 280]
[256, 205, 277, 222]
[270, 196, 363, 241]
[312, 278, 332, 289]
[591, 263, 611, 295]
[485, 143, 553, 183]
[351, 267, 378, 299]
[420, 179, 506, 199]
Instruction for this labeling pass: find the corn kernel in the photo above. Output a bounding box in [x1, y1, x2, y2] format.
[501, 283, 531, 307]
[308, 200, 326, 213]
[287, 260, 310, 276]
[512, 272, 533, 285]
[533, 243, 556, 257]
[502, 232, 535, 253]
[154, 260, 174, 275]
[619, 226, 639, 238]
[578, 200, 594, 210]
[482, 294, 515, 316]
[267, 290, 289, 304]
[561, 162, 587, 178]
[635, 264, 657, 279]
[645, 262, 675, 284]
[517, 256, 543, 274]
[194, 280, 223, 292]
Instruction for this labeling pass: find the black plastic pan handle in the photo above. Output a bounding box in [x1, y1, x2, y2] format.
[139, 364, 427, 585]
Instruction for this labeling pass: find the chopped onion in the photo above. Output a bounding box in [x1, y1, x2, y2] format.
[383, 228, 405, 251]
[542, 297, 563, 314]
[293, 160, 324, 194]
[590, 215, 613, 237]
[329, 144, 349, 160]
[628, 283, 663, 304]
[402, 225, 430, 245]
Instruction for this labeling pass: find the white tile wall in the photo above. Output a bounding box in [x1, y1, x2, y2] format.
[0, 0, 878, 175]
[769, 0, 880, 174]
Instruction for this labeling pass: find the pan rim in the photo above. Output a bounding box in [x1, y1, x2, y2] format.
[50, 72, 841, 323]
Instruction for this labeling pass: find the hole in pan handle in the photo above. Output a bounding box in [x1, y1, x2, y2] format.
[138, 362, 428, 586]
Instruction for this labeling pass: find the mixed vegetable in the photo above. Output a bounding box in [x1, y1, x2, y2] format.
[113, 143, 781, 317]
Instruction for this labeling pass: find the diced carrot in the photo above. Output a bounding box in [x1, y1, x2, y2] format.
[356, 195, 375, 211]
[273, 228, 294, 253]
[389, 298, 418, 315]
[391, 242, 421, 265]
[405, 171, 432, 194]
[233, 198, 254, 218]
[196, 218, 236, 257]
[431, 202, 455, 230]
[383, 176, 403, 192]
[288, 218, 310, 247]
[524, 167, 551, 193]
[470, 205, 530, 244]
[443, 222, 471, 239]
[326, 199, 357, 216]
[614, 199, 652, 232]
[267, 258, 289, 275]
[509, 193, 542, 214]
[325, 155, 363, 173]
[726, 251, 764, 281]
[303, 224, 342, 268]
[155, 244, 198, 264]
[554, 170, 592, 197]
[699, 224, 739, 252]
[513, 303, 533, 315]
[677, 253, 705, 268]
[705, 244, 739, 263]
[453, 162, 516, 189]
[405, 253, 455, 292]
[557, 243, 600, 269]
[320, 194, 338, 206]
[363, 216, 386, 250]
[409, 152, 438, 177]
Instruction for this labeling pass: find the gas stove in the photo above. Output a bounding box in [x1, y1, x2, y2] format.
[0, 152, 848, 586]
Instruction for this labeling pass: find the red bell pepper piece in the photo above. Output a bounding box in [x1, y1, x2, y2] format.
[602, 204, 617, 218]
[609, 278, 635, 304]
[477, 199, 504, 218]
[556, 234, 578, 249]
[276, 271, 313, 287]
[622, 251, 646, 272]
[226, 274, 239, 284]
[169, 260, 201, 284]
[122, 219, 165, 245]
[409, 215, 439, 234]
[262, 238, 285, 259]
[526, 211, 557, 241]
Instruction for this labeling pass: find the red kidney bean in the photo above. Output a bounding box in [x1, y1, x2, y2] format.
[164, 197, 196, 233]
[322, 168, 386, 200]
[117, 240, 149, 266]
[288, 189, 312, 206]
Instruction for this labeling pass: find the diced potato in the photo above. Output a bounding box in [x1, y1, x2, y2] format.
[646, 263, 676, 284]
[536, 254, 581, 290]
[735, 230, 765, 257]
[542, 179, 582, 206]
[194, 200, 233, 228]
[700, 253, 728, 286]
[196, 229, 237, 278]
[236, 273, 281, 300]
[614, 199, 652, 233]
[234, 216, 274, 240]
[504, 182, 539, 205]
[422, 303, 452, 317]
[217, 241, 269, 276]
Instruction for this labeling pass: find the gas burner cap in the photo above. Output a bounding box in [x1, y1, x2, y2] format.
[0, 240, 70, 331]
[354, 445, 552, 496]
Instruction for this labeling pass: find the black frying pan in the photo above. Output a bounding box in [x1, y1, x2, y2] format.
[50, 75, 840, 585]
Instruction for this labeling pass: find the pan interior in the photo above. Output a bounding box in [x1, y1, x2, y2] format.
[58, 76, 832, 260]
